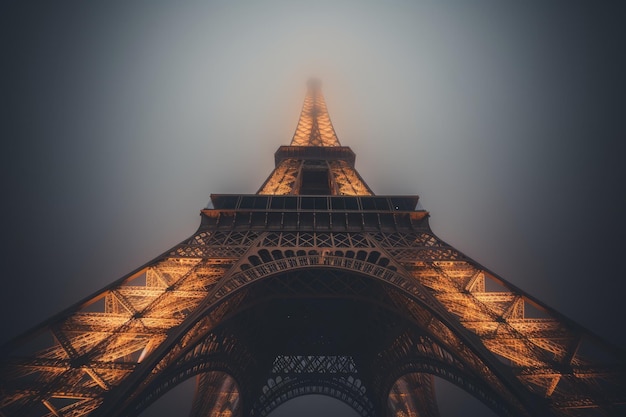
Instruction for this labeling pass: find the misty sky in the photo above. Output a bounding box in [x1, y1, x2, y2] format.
[1, 1, 625, 416]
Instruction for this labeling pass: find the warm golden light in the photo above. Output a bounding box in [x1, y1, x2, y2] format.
[290, 79, 341, 147]
[2, 80, 623, 417]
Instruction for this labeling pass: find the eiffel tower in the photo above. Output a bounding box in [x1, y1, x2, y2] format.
[1, 79, 625, 417]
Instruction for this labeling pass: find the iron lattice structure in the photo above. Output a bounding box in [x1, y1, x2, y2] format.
[1, 79, 625, 417]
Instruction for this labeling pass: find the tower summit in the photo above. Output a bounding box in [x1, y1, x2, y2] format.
[258, 78, 371, 196]
[290, 77, 341, 147]
[1, 81, 625, 417]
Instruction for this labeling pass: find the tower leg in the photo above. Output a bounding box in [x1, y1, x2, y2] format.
[387, 373, 440, 417]
[189, 372, 241, 417]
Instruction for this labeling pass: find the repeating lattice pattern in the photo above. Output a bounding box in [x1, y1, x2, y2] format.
[271, 355, 358, 375]
[261, 232, 373, 248]
[256, 355, 375, 417]
[258, 159, 300, 195]
[0, 232, 254, 417]
[290, 80, 340, 147]
[329, 160, 373, 196]
[373, 231, 626, 415]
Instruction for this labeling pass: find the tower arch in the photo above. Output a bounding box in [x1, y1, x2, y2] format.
[103, 264, 535, 416]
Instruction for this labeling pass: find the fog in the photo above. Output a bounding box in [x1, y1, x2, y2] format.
[2, 1, 624, 416]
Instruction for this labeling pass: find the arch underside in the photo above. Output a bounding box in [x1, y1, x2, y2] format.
[113, 268, 529, 417]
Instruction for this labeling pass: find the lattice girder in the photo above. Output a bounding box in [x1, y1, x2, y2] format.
[0, 229, 257, 417]
[258, 155, 373, 196]
[370, 230, 626, 415]
[258, 158, 301, 195]
[253, 355, 376, 417]
[375, 331, 528, 417]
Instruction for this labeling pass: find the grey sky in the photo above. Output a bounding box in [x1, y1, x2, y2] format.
[1, 1, 624, 416]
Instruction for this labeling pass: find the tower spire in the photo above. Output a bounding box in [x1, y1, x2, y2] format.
[258, 80, 372, 195]
[290, 77, 341, 147]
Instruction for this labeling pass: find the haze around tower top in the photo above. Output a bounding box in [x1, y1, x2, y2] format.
[1, 1, 624, 417]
